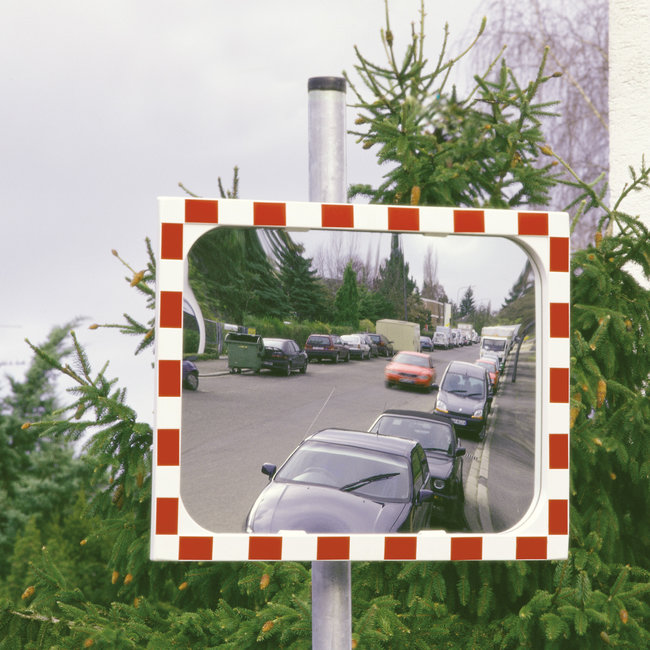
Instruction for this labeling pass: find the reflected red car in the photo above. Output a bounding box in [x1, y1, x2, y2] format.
[384, 351, 437, 391]
[475, 356, 500, 389]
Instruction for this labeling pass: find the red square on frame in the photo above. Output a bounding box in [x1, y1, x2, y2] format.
[384, 536, 417, 560]
[157, 429, 180, 466]
[549, 433, 569, 469]
[550, 368, 570, 403]
[388, 206, 419, 231]
[550, 302, 570, 338]
[450, 537, 483, 560]
[550, 237, 570, 272]
[254, 202, 286, 226]
[156, 497, 179, 535]
[179, 536, 213, 561]
[518, 212, 549, 236]
[317, 537, 350, 560]
[548, 499, 568, 535]
[158, 360, 181, 397]
[159, 291, 183, 329]
[160, 223, 183, 260]
[249, 536, 283, 560]
[185, 199, 218, 223]
[322, 204, 354, 228]
[516, 536, 547, 560]
[453, 210, 485, 233]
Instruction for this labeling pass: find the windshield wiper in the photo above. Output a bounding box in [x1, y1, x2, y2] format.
[340, 472, 399, 492]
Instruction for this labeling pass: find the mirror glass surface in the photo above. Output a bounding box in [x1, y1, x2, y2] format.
[180, 228, 536, 534]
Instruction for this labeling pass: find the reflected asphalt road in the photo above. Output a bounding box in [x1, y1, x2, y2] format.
[180, 341, 535, 533]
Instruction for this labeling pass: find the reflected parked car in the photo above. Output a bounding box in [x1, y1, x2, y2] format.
[360, 333, 379, 357]
[182, 358, 199, 391]
[367, 333, 394, 357]
[245, 428, 437, 533]
[368, 409, 466, 527]
[261, 338, 308, 376]
[420, 335, 433, 352]
[434, 361, 493, 440]
[475, 356, 500, 390]
[341, 334, 371, 360]
[385, 351, 437, 391]
[304, 334, 350, 363]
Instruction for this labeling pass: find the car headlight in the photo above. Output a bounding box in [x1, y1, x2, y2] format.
[472, 407, 484, 419]
[433, 479, 446, 490]
[436, 399, 448, 413]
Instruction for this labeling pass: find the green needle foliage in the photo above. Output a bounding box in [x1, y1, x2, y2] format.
[1, 2, 649, 648]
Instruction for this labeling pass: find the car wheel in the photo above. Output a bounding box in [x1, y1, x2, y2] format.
[334, 353, 340, 364]
[476, 424, 487, 442]
[184, 372, 199, 391]
[345, 352, 350, 362]
[284, 364, 291, 376]
[300, 361, 307, 374]
[385, 380, 392, 388]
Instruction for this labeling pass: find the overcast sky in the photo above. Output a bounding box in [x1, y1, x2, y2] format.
[2, 0, 528, 422]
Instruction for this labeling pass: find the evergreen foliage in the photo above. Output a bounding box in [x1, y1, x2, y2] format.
[1, 3, 649, 648]
[334, 263, 360, 326]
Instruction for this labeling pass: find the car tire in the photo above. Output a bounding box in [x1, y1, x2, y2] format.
[184, 372, 199, 391]
[284, 364, 291, 376]
[334, 353, 340, 364]
[300, 362, 307, 374]
[385, 380, 392, 388]
[476, 424, 487, 442]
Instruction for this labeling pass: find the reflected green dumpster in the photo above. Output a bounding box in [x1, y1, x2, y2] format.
[225, 333, 264, 373]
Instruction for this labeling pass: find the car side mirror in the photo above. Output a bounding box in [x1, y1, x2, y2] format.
[261, 463, 276, 480]
[456, 447, 466, 457]
[418, 487, 435, 503]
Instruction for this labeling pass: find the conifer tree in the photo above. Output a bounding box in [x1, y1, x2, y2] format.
[334, 262, 360, 326]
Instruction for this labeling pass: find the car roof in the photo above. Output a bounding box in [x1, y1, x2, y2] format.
[444, 360, 487, 378]
[375, 409, 453, 427]
[307, 428, 419, 457]
[394, 350, 431, 359]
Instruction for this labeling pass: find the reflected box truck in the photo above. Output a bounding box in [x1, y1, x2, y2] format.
[376, 319, 421, 353]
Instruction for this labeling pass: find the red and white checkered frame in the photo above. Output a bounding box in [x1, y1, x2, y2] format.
[151, 198, 570, 562]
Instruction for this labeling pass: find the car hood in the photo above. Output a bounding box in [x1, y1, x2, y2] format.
[246, 482, 409, 533]
[439, 390, 484, 414]
[424, 452, 453, 481]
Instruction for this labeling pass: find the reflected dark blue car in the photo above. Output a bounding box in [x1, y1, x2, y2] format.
[245, 429, 437, 533]
[182, 359, 199, 391]
[369, 409, 466, 527]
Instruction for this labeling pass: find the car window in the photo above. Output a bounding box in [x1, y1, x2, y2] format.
[373, 417, 453, 454]
[308, 336, 329, 346]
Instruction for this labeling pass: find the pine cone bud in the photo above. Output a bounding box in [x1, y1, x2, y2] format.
[130, 270, 145, 287]
[124, 573, 133, 585]
[410, 186, 421, 206]
[260, 573, 270, 590]
[111, 571, 119, 584]
[178, 581, 188, 591]
[89, 323, 99, 330]
[540, 145, 554, 156]
[21, 586, 35, 600]
[21, 422, 31, 430]
[597, 379, 606, 408]
[620, 609, 628, 624]
[261, 620, 274, 633]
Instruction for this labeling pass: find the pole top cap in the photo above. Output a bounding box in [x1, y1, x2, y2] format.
[308, 76, 346, 92]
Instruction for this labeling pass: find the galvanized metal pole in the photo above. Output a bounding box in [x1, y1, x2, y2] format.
[308, 75, 352, 649]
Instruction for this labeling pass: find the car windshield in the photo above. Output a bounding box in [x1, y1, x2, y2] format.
[371, 417, 454, 454]
[275, 441, 410, 500]
[483, 339, 506, 351]
[442, 371, 486, 398]
[393, 352, 428, 367]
